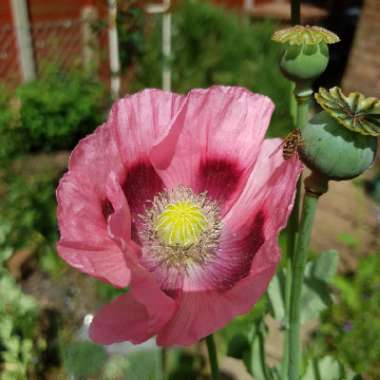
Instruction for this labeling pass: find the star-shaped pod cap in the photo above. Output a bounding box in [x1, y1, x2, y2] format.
[315, 87, 380, 137]
[272, 25, 340, 45]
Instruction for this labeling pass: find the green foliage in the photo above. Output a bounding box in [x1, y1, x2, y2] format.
[131, 0, 292, 137]
[0, 168, 64, 278]
[0, 85, 12, 128]
[318, 253, 380, 379]
[0, 173, 58, 252]
[268, 250, 338, 324]
[125, 350, 161, 380]
[0, 249, 39, 380]
[1, 67, 107, 163]
[96, 281, 126, 303]
[0, 86, 23, 163]
[168, 350, 202, 380]
[10, 68, 106, 153]
[102, 355, 130, 380]
[302, 356, 360, 380]
[365, 174, 380, 203]
[337, 232, 358, 249]
[243, 321, 275, 380]
[0, 176, 50, 378]
[62, 341, 108, 377]
[221, 298, 275, 379]
[228, 250, 362, 380]
[118, 2, 145, 67]
[221, 296, 268, 348]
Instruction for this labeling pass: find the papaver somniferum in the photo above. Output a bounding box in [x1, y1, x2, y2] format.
[57, 86, 302, 346]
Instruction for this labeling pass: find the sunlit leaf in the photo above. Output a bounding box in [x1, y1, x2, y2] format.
[311, 250, 338, 283]
[267, 271, 286, 321]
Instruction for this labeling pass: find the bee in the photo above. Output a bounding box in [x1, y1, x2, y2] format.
[271, 128, 303, 160]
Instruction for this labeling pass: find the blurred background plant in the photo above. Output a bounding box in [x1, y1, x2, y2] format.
[1, 68, 106, 159]
[0, 0, 379, 379]
[0, 247, 39, 380]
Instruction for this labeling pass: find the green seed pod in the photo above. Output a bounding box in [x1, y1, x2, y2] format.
[279, 42, 329, 82]
[272, 26, 339, 84]
[299, 111, 377, 180]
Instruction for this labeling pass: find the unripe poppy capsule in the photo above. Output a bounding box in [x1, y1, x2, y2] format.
[279, 42, 329, 82]
[272, 25, 339, 84]
[299, 111, 377, 180]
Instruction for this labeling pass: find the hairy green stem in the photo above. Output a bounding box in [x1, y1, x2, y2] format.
[281, 186, 300, 379]
[288, 174, 328, 380]
[288, 193, 318, 379]
[206, 334, 220, 380]
[282, 84, 311, 380]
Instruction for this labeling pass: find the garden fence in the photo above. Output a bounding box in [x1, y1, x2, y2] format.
[0, 10, 108, 89]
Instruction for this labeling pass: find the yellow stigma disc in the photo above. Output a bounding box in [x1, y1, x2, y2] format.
[155, 201, 208, 247]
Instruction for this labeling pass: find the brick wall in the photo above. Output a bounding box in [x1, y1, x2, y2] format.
[342, 0, 380, 97]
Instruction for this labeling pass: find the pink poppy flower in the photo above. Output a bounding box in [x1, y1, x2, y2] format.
[57, 86, 302, 346]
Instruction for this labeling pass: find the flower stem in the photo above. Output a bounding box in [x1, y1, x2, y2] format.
[161, 348, 168, 380]
[282, 83, 311, 380]
[287, 173, 328, 380]
[206, 334, 220, 380]
[281, 191, 299, 379]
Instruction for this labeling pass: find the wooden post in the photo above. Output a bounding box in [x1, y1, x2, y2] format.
[244, 0, 254, 11]
[10, 0, 36, 82]
[162, 0, 171, 91]
[107, 0, 121, 99]
[145, 0, 172, 91]
[81, 6, 99, 72]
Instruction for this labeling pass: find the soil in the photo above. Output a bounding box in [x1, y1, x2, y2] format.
[312, 172, 380, 273]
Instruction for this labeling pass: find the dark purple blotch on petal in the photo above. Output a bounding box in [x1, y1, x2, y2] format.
[197, 158, 243, 205]
[123, 161, 164, 214]
[214, 211, 266, 291]
[123, 161, 164, 243]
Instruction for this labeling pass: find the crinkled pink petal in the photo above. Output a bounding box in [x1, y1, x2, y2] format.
[105, 171, 133, 249]
[110, 89, 185, 167]
[90, 253, 177, 345]
[67, 122, 124, 193]
[56, 124, 130, 287]
[150, 96, 189, 170]
[89, 243, 177, 344]
[152, 86, 275, 214]
[156, 238, 278, 346]
[109, 90, 185, 218]
[57, 240, 131, 288]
